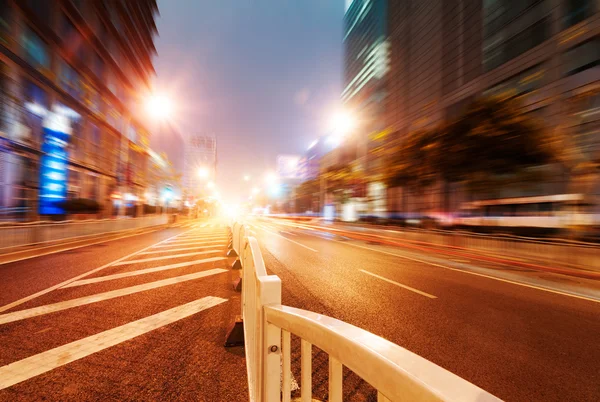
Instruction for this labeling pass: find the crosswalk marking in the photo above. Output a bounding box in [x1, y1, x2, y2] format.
[0, 296, 227, 390]
[63, 257, 227, 288]
[152, 241, 226, 249]
[167, 236, 228, 243]
[0, 269, 227, 326]
[139, 245, 223, 255]
[175, 234, 228, 239]
[111, 250, 222, 266]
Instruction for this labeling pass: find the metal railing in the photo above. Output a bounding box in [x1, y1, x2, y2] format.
[0, 215, 169, 251]
[266, 218, 600, 274]
[231, 221, 502, 402]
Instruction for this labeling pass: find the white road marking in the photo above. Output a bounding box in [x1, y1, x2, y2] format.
[256, 225, 318, 253]
[112, 250, 222, 266]
[342, 242, 600, 304]
[360, 269, 437, 299]
[169, 236, 228, 242]
[0, 230, 196, 314]
[0, 296, 227, 390]
[0, 269, 227, 325]
[63, 257, 227, 288]
[0, 226, 162, 267]
[139, 245, 222, 255]
[152, 241, 226, 248]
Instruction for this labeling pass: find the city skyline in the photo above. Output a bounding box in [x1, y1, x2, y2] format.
[151, 0, 344, 202]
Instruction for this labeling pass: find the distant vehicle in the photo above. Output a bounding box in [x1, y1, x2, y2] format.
[454, 193, 599, 236]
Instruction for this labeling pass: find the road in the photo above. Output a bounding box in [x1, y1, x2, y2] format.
[0, 220, 247, 402]
[251, 218, 600, 402]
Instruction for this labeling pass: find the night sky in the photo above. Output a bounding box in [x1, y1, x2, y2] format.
[152, 0, 344, 202]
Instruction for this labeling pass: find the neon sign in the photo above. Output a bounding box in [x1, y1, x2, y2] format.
[39, 110, 72, 215]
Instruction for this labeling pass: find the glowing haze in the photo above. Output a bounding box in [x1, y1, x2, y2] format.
[152, 0, 344, 203]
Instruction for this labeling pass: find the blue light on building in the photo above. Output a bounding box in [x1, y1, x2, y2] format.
[39, 112, 71, 215]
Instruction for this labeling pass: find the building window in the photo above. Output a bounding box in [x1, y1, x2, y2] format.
[483, 18, 550, 72]
[484, 64, 545, 98]
[92, 53, 104, 80]
[564, 0, 595, 29]
[483, 0, 549, 72]
[0, 0, 10, 45]
[59, 60, 83, 100]
[22, 81, 48, 146]
[23, 0, 52, 26]
[21, 28, 50, 69]
[564, 38, 600, 76]
[0, 62, 8, 132]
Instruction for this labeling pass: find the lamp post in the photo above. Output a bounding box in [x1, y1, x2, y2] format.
[144, 93, 174, 217]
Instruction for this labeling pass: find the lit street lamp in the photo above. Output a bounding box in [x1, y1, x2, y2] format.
[197, 167, 210, 179]
[145, 94, 173, 121]
[264, 171, 278, 185]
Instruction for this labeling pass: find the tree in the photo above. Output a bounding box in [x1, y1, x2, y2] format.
[379, 96, 560, 213]
[441, 96, 555, 187]
[295, 178, 319, 212]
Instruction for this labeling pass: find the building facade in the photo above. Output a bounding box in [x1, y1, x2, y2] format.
[381, 0, 600, 214]
[0, 0, 158, 220]
[183, 133, 217, 196]
[342, 0, 390, 173]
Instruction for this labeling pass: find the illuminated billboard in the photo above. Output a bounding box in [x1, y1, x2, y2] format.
[38, 111, 72, 215]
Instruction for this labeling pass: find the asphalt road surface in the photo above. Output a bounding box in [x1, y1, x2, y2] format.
[0, 220, 247, 402]
[1, 216, 599, 402]
[250, 217, 600, 402]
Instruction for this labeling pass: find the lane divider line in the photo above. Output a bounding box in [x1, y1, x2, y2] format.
[112, 250, 222, 266]
[63, 257, 227, 288]
[0, 296, 227, 390]
[139, 245, 225, 255]
[0, 269, 228, 325]
[255, 225, 318, 253]
[359, 269, 437, 299]
[167, 236, 228, 243]
[0, 228, 197, 314]
[344, 242, 600, 304]
[152, 241, 226, 249]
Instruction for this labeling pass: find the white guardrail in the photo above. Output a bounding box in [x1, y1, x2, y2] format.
[0, 215, 170, 251]
[268, 217, 600, 272]
[230, 222, 502, 402]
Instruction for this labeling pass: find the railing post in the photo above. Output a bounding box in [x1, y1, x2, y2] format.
[258, 269, 282, 402]
[282, 330, 291, 402]
[264, 321, 281, 402]
[329, 356, 343, 402]
[301, 340, 312, 402]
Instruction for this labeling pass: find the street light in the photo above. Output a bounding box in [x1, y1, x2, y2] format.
[264, 171, 278, 185]
[197, 166, 210, 179]
[243, 175, 251, 182]
[330, 110, 356, 136]
[145, 94, 173, 120]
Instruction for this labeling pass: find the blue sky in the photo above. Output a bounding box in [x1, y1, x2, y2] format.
[153, 0, 344, 201]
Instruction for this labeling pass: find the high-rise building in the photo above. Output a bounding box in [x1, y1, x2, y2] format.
[342, 0, 390, 172]
[347, 0, 600, 214]
[0, 0, 158, 220]
[183, 133, 217, 195]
